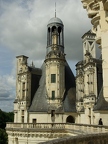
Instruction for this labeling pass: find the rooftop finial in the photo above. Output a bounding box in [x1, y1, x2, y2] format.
[55, 2, 56, 17]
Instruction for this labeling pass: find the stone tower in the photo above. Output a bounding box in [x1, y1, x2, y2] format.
[82, 31, 97, 124]
[14, 55, 41, 123]
[14, 55, 30, 123]
[76, 30, 102, 124]
[82, 31, 97, 102]
[29, 16, 76, 123]
[45, 17, 65, 117]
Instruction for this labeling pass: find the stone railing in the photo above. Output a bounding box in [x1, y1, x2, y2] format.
[40, 133, 108, 144]
[65, 123, 108, 134]
[6, 122, 108, 134]
[6, 123, 65, 129]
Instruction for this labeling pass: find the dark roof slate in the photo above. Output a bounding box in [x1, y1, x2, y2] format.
[29, 61, 76, 113]
[94, 88, 108, 111]
[63, 62, 76, 112]
[28, 66, 42, 75]
[28, 63, 48, 112]
[82, 30, 96, 39]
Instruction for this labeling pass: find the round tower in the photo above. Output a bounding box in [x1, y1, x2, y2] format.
[45, 17, 65, 111]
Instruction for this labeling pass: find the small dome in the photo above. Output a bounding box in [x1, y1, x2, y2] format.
[48, 17, 63, 25]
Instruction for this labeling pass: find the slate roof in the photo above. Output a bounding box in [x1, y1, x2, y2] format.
[81, 30, 96, 39]
[94, 88, 108, 111]
[63, 62, 76, 112]
[28, 66, 42, 75]
[29, 61, 76, 113]
[28, 63, 48, 112]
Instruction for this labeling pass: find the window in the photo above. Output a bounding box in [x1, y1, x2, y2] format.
[32, 119, 36, 123]
[51, 110, 55, 117]
[23, 82, 25, 89]
[21, 110, 24, 123]
[22, 90, 25, 99]
[52, 91, 55, 100]
[51, 74, 56, 83]
[22, 82, 25, 99]
[22, 110, 24, 115]
[22, 116, 24, 123]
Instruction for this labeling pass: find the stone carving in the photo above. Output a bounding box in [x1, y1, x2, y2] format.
[81, 0, 108, 101]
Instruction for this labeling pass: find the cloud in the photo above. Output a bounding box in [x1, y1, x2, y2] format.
[0, 0, 91, 60]
[0, 75, 15, 98]
[0, 74, 15, 111]
[0, 0, 96, 111]
[0, 100, 14, 112]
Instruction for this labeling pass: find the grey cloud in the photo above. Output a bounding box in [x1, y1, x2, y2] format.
[0, 100, 14, 112]
[0, 97, 14, 101]
[0, 91, 10, 97]
[0, 75, 15, 103]
[0, 0, 92, 62]
[0, 89, 14, 102]
[0, 90, 15, 101]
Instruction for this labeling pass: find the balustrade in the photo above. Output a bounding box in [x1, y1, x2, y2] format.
[6, 122, 108, 134]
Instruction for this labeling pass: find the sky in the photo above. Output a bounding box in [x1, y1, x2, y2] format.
[0, 0, 100, 112]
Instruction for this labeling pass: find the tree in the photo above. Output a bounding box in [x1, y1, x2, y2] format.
[0, 128, 8, 144]
[0, 109, 14, 143]
[0, 109, 14, 129]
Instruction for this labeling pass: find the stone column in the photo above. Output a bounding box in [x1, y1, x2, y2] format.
[100, 1, 108, 101]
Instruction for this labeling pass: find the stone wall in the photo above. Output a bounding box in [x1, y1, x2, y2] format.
[40, 133, 108, 144]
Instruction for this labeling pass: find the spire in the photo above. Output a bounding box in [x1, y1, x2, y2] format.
[31, 61, 35, 67]
[55, 2, 56, 17]
[32, 61, 33, 66]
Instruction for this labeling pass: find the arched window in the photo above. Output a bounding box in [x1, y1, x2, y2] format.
[66, 115, 75, 123]
[52, 26, 56, 32]
[48, 27, 50, 45]
[48, 27, 50, 32]
[58, 27, 61, 45]
[58, 26, 61, 33]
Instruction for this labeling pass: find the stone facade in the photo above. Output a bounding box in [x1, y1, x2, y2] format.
[78, 0, 108, 126]
[76, 30, 103, 125]
[80, 0, 108, 101]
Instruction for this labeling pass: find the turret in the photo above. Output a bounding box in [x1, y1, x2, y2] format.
[45, 17, 65, 116]
[82, 30, 96, 60]
[76, 31, 97, 123]
[47, 17, 64, 54]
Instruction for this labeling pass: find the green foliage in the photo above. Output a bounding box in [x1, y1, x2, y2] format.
[0, 128, 8, 144]
[0, 109, 14, 129]
[0, 109, 14, 144]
